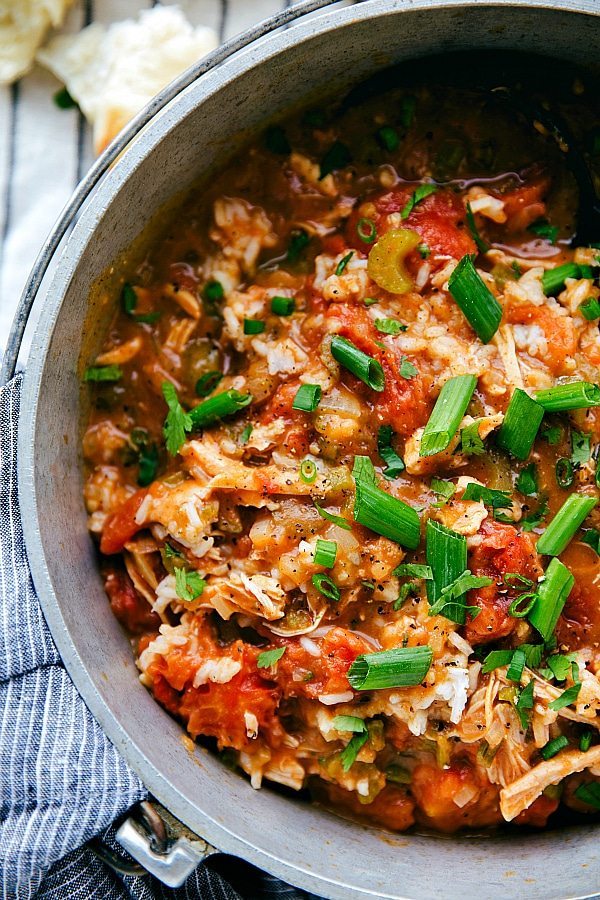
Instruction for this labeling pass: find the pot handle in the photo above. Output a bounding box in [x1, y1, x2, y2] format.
[0, 0, 343, 386]
[88, 799, 218, 887]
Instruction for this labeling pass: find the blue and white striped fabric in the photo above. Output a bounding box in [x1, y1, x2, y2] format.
[0, 374, 320, 900]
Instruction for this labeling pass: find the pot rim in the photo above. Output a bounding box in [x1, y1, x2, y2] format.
[17, 1, 600, 898]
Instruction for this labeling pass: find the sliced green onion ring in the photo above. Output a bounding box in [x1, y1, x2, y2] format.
[496, 389, 544, 460]
[331, 335, 385, 392]
[528, 557, 575, 641]
[536, 494, 598, 556]
[312, 573, 340, 601]
[188, 390, 252, 430]
[508, 592, 537, 618]
[292, 383, 322, 412]
[357, 217, 377, 243]
[300, 459, 317, 483]
[419, 374, 477, 457]
[535, 381, 600, 412]
[447, 254, 502, 343]
[347, 645, 433, 691]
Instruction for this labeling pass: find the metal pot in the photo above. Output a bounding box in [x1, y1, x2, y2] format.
[7, 1, 600, 897]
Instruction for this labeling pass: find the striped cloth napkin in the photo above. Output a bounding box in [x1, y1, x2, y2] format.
[0, 374, 319, 899]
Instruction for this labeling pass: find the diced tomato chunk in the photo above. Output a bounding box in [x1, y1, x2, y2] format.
[100, 489, 148, 555]
[258, 381, 311, 455]
[274, 627, 370, 699]
[103, 564, 161, 634]
[495, 173, 550, 233]
[411, 760, 501, 831]
[145, 615, 283, 752]
[328, 303, 431, 435]
[346, 186, 476, 261]
[465, 520, 541, 646]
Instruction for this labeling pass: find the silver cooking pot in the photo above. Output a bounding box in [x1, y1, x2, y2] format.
[6, 1, 600, 897]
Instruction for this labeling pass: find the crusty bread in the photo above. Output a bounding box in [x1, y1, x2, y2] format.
[0, 0, 74, 84]
[37, 5, 218, 154]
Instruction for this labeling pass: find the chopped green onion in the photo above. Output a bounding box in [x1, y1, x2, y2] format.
[374, 318, 407, 335]
[243, 318, 265, 335]
[460, 419, 486, 456]
[575, 782, 600, 808]
[399, 356, 418, 379]
[121, 283, 137, 314]
[579, 297, 600, 320]
[528, 219, 558, 245]
[352, 454, 376, 484]
[188, 390, 252, 431]
[431, 478, 456, 507]
[162, 382, 192, 455]
[418, 243, 431, 259]
[314, 501, 351, 530]
[195, 371, 223, 397]
[271, 295, 295, 316]
[353, 475, 420, 549]
[536, 494, 598, 556]
[203, 280, 224, 302]
[377, 125, 400, 152]
[516, 463, 538, 497]
[540, 735, 569, 760]
[549, 683, 582, 711]
[515, 680, 535, 729]
[257, 646, 286, 669]
[292, 383, 322, 412]
[239, 424, 253, 445]
[508, 592, 537, 618]
[462, 483, 512, 511]
[466, 202, 490, 253]
[84, 365, 123, 382]
[133, 311, 161, 325]
[425, 520, 466, 607]
[419, 374, 477, 457]
[528, 557, 575, 641]
[581, 528, 600, 554]
[314, 539, 337, 568]
[312, 573, 340, 602]
[506, 648, 526, 682]
[331, 335, 385, 392]
[555, 458, 574, 489]
[357, 217, 377, 243]
[482, 649, 514, 674]
[286, 229, 310, 262]
[542, 263, 591, 296]
[53, 86, 77, 109]
[339, 732, 368, 772]
[496, 389, 544, 460]
[580, 731, 593, 752]
[336, 251, 354, 276]
[347, 645, 433, 691]
[443, 256, 500, 345]
[300, 459, 318, 483]
[174, 567, 206, 601]
[571, 430, 591, 467]
[448, 255, 502, 343]
[320, 141, 351, 178]
[393, 563, 433, 580]
[364, 296, 379, 306]
[377, 425, 405, 479]
[401, 183, 437, 220]
[333, 715, 366, 733]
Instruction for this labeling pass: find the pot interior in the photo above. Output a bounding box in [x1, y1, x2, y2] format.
[21, 2, 600, 897]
